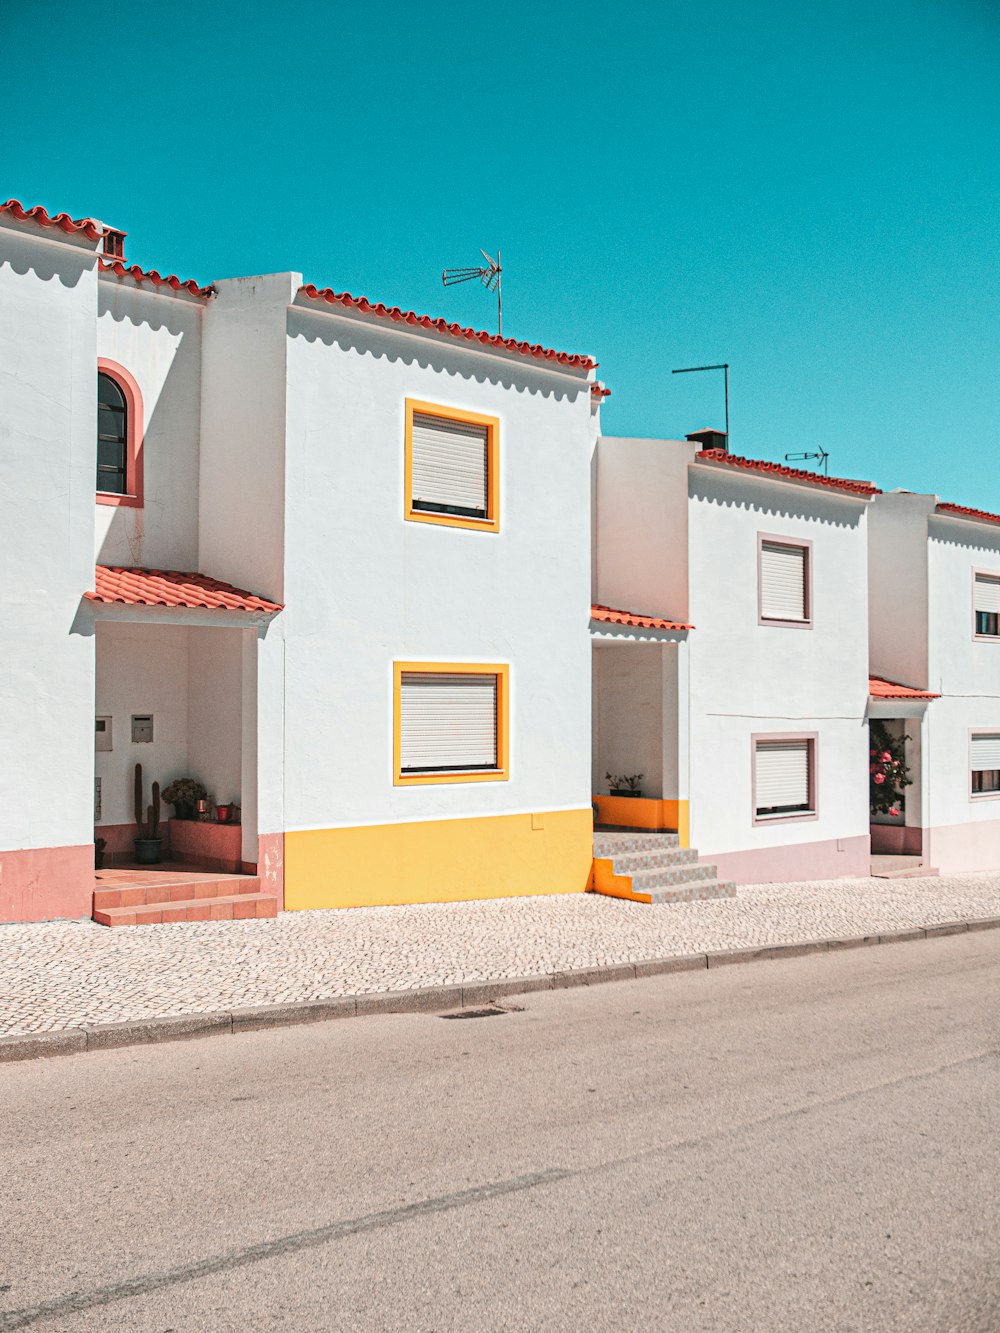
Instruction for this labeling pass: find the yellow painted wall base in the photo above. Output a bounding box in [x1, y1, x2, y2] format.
[591, 857, 653, 904]
[593, 796, 689, 846]
[284, 808, 595, 910]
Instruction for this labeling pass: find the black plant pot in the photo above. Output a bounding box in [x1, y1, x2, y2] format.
[610, 789, 643, 799]
[172, 801, 195, 821]
[134, 837, 163, 865]
[95, 846, 105, 870]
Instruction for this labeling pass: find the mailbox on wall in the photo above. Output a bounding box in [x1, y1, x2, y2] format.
[131, 714, 154, 744]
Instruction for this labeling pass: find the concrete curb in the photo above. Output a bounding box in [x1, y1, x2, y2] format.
[2, 914, 998, 1064]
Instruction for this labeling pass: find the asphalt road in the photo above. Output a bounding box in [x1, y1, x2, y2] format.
[1, 933, 998, 1332]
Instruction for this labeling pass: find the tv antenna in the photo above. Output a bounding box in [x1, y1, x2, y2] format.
[784, 446, 829, 477]
[672, 363, 729, 439]
[442, 249, 503, 337]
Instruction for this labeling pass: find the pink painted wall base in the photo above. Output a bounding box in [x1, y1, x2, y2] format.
[702, 833, 871, 884]
[927, 817, 1000, 874]
[0, 844, 95, 922]
[97, 822, 172, 864]
[258, 832, 284, 910]
[870, 823, 923, 856]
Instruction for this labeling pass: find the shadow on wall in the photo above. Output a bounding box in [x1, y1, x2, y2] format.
[929, 516, 1000, 557]
[96, 283, 203, 569]
[689, 468, 868, 531]
[287, 307, 587, 405]
[0, 229, 94, 289]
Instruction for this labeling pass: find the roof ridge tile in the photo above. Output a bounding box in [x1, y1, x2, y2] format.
[695, 449, 880, 498]
[299, 284, 596, 370]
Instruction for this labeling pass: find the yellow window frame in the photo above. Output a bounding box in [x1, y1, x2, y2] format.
[404, 398, 500, 533]
[394, 661, 509, 785]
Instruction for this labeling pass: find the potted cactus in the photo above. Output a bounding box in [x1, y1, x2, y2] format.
[133, 762, 163, 864]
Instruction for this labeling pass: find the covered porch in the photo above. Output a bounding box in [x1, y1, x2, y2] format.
[590, 604, 692, 843]
[867, 675, 939, 877]
[86, 566, 285, 919]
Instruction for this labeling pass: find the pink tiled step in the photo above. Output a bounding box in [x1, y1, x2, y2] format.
[93, 892, 277, 926]
[94, 876, 263, 911]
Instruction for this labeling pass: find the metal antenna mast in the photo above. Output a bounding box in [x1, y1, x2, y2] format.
[671, 363, 730, 439]
[785, 447, 830, 477]
[442, 249, 503, 337]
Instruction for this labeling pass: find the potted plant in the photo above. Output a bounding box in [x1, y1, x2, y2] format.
[161, 777, 207, 822]
[133, 762, 163, 864]
[869, 721, 911, 819]
[94, 837, 106, 870]
[606, 772, 644, 799]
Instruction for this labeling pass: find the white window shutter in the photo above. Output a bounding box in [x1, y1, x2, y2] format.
[400, 672, 498, 772]
[411, 413, 489, 516]
[974, 575, 1000, 614]
[760, 542, 807, 621]
[971, 734, 1000, 771]
[756, 740, 811, 812]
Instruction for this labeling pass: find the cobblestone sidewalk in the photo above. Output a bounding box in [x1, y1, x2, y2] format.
[2, 872, 1000, 1038]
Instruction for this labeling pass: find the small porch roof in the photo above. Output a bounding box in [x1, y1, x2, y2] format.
[86, 566, 283, 617]
[591, 604, 692, 631]
[869, 675, 939, 701]
[590, 603, 692, 642]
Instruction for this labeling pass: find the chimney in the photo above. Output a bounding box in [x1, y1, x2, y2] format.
[686, 428, 728, 453]
[101, 228, 127, 262]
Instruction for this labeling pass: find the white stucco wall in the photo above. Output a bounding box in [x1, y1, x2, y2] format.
[198, 274, 293, 604]
[96, 279, 204, 570]
[187, 626, 244, 809]
[281, 303, 593, 830]
[592, 642, 665, 797]
[594, 437, 695, 621]
[94, 621, 191, 827]
[94, 619, 246, 828]
[867, 491, 934, 688]
[686, 465, 872, 869]
[923, 513, 1000, 865]
[0, 221, 99, 854]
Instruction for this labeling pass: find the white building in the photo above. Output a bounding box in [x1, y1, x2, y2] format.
[5, 194, 999, 924]
[0, 199, 596, 922]
[593, 433, 876, 884]
[869, 491, 1000, 872]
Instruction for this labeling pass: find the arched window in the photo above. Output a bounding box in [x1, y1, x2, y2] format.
[96, 360, 143, 507]
[97, 372, 127, 495]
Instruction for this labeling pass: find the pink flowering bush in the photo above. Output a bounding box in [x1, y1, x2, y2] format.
[869, 720, 911, 817]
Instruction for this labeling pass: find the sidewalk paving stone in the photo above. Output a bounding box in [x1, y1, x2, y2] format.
[2, 872, 1000, 1039]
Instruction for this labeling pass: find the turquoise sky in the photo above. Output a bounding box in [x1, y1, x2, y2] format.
[3, 0, 997, 504]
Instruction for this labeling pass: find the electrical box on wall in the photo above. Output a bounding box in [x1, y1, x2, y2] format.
[131, 714, 154, 744]
[95, 717, 113, 751]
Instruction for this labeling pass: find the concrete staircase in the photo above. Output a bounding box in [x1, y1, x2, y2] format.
[592, 831, 735, 905]
[93, 869, 277, 926]
[870, 854, 939, 880]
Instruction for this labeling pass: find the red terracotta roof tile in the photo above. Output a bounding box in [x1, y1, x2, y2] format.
[695, 449, 880, 498]
[99, 260, 213, 299]
[936, 502, 1000, 527]
[299, 284, 596, 370]
[869, 676, 939, 701]
[591, 603, 693, 631]
[1, 197, 103, 241]
[591, 382, 611, 399]
[86, 567, 282, 614]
